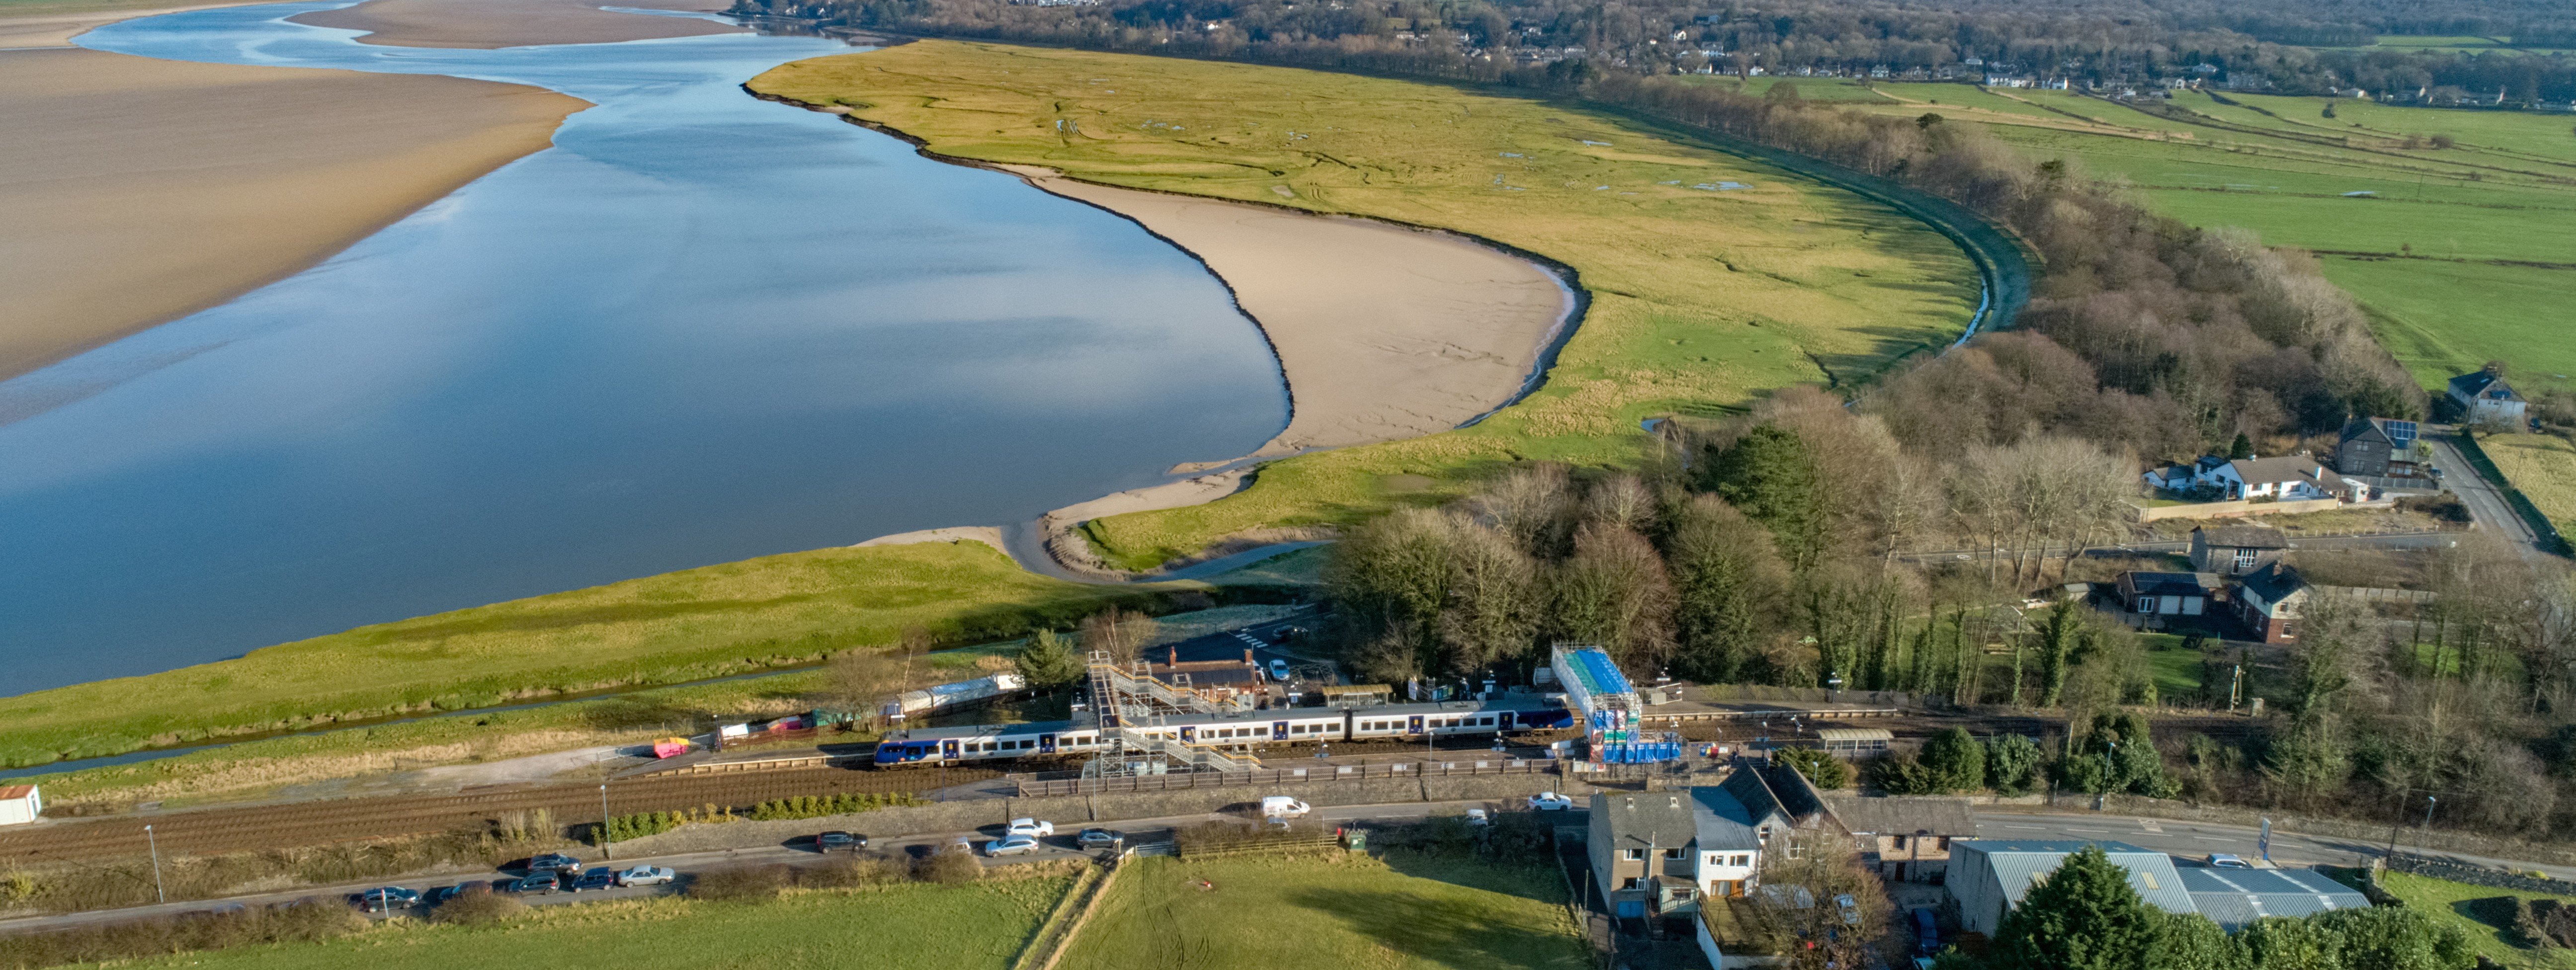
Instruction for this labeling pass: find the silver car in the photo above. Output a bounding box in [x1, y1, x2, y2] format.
[987, 835, 1041, 857]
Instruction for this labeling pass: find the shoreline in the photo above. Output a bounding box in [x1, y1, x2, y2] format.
[286, 0, 744, 49]
[752, 89, 1586, 580]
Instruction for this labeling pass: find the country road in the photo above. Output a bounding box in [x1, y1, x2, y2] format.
[2425, 429, 2555, 560]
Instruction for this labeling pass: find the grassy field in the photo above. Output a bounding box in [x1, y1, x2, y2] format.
[0, 539, 1205, 771]
[1055, 852, 1588, 970]
[1794, 77, 2576, 393]
[86, 874, 1075, 970]
[2375, 870, 2576, 969]
[2480, 433, 2576, 536]
[748, 41, 1979, 569]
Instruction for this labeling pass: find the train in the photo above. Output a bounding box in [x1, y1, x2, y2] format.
[872, 696, 1576, 767]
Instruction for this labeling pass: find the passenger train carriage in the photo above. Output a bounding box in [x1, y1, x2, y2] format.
[873, 697, 1575, 766]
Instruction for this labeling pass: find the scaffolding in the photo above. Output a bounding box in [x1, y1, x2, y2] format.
[1081, 650, 1257, 777]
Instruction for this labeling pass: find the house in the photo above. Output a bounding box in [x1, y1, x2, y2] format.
[1822, 796, 1978, 883]
[2335, 416, 2420, 478]
[2194, 455, 2361, 502]
[2118, 571, 2222, 618]
[1690, 781, 1792, 901]
[1591, 790, 1707, 918]
[1948, 841, 2195, 934]
[2190, 526, 2289, 575]
[2448, 369, 2529, 424]
[0, 785, 36, 826]
[2178, 868, 2371, 929]
[2235, 563, 2308, 643]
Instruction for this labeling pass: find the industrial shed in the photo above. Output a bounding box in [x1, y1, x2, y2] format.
[2178, 868, 2371, 929]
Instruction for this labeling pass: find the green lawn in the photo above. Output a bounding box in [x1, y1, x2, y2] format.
[2375, 870, 2576, 970]
[84, 876, 1074, 970]
[0, 539, 1200, 770]
[1812, 82, 2576, 394]
[1055, 852, 1588, 970]
[749, 41, 1978, 569]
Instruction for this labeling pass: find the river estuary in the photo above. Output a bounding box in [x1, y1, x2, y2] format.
[0, 6, 1289, 695]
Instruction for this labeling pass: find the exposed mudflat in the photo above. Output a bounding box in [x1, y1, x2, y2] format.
[289, 0, 742, 49]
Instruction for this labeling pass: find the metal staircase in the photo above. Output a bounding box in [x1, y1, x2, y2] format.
[1082, 651, 1256, 777]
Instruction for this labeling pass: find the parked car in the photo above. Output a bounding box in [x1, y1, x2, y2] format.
[615, 866, 677, 887]
[947, 835, 976, 855]
[987, 835, 1041, 857]
[2208, 853, 2251, 869]
[570, 868, 619, 892]
[816, 830, 866, 853]
[1007, 818, 1054, 838]
[1465, 808, 1491, 827]
[1834, 893, 1862, 927]
[1077, 828, 1125, 850]
[424, 882, 488, 905]
[502, 874, 560, 895]
[1268, 659, 1291, 682]
[525, 853, 583, 875]
[352, 887, 419, 912]
[1526, 792, 1574, 811]
[1911, 907, 1940, 955]
[1263, 815, 1291, 831]
[1260, 796, 1311, 818]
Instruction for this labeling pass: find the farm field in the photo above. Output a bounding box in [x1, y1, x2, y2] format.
[2374, 870, 2576, 969]
[2479, 433, 2576, 537]
[749, 41, 1979, 569]
[1800, 79, 2576, 393]
[1054, 852, 1589, 970]
[72, 876, 1075, 970]
[0, 538, 1205, 771]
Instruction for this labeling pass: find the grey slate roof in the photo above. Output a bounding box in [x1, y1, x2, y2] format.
[1820, 796, 1978, 836]
[1956, 840, 2198, 917]
[2177, 868, 2370, 929]
[1596, 791, 1700, 853]
[2197, 525, 2290, 550]
[2450, 370, 2521, 401]
[2237, 563, 2305, 605]
[2122, 571, 2222, 598]
[1691, 786, 1767, 851]
[2339, 417, 2393, 447]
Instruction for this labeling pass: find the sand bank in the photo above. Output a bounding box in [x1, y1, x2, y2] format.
[0, 2, 257, 48]
[0, 48, 584, 383]
[289, 0, 741, 49]
[997, 165, 1574, 465]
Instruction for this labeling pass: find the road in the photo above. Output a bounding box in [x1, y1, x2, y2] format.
[0, 798, 1498, 936]
[1892, 531, 2462, 565]
[2425, 429, 2554, 560]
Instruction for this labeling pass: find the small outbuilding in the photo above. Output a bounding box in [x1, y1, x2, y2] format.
[0, 785, 39, 826]
[2118, 571, 2222, 618]
[1815, 728, 1892, 757]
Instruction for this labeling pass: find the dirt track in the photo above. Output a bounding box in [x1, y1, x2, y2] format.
[0, 764, 995, 866]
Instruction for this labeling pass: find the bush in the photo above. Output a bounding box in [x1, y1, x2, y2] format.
[799, 855, 907, 888]
[913, 847, 984, 885]
[1774, 747, 1852, 789]
[0, 897, 364, 968]
[745, 791, 922, 823]
[1869, 751, 1940, 795]
[431, 888, 525, 926]
[688, 864, 791, 901]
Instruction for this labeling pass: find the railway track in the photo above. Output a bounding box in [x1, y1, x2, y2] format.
[0, 764, 998, 866]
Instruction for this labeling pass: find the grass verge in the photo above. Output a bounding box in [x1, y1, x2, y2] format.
[0, 540, 1221, 771]
[747, 41, 1979, 569]
[2479, 432, 2576, 539]
[2375, 870, 2576, 969]
[1053, 851, 1588, 970]
[51, 871, 1077, 970]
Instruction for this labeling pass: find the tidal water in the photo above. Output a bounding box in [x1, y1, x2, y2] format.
[0, 6, 1287, 695]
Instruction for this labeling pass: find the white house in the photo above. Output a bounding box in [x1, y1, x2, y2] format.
[2191, 455, 2361, 502]
[2448, 369, 2528, 424]
[0, 785, 39, 826]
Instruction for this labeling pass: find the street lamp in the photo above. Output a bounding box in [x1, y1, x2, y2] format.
[144, 823, 165, 904]
[599, 783, 613, 861]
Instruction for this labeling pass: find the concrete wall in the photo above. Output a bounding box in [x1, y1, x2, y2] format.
[613, 772, 1593, 857]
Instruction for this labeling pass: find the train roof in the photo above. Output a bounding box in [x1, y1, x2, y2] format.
[880, 696, 1570, 741]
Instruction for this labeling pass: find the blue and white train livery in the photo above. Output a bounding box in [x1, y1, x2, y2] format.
[873, 697, 1574, 767]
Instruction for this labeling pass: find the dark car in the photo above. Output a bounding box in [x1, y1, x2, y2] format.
[525, 853, 583, 875]
[1076, 828, 1125, 850]
[1911, 907, 1940, 955]
[351, 887, 420, 912]
[570, 867, 619, 892]
[816, 831, 866, 853]
[423, 882, 488, 905]
[502, 874, 561, 895]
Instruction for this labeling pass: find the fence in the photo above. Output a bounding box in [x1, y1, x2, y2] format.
[1014, 758, 1557, 797]
[2130, 496, 2350, 522]
[2314, 585, 2437, 605]
[1012, 857, 1123, 970]
[1177, 834, 1342, 859]
[1685, 683, 1917, 708]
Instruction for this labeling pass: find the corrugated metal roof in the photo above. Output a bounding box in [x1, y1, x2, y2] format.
[1957, 841, 2196, 917]
[2177, 868, 2369, 928]
[1815, 728, 1893, 742]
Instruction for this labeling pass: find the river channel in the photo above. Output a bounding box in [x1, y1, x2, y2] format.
[0, 6, 1289, 695]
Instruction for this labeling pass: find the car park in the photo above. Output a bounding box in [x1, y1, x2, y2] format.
[502, 874, 561, 895]
[1526, 792, 1574, 810]
[816, 830, 866, 853]
[1077, 828, 1125, 850]
[987, 835, 1041, 857]
[616, 866, 677, 887]
[1007, 817, 1054, 837]
[525, 853, 583, 875]
[352, 887, 419, 912]
[2208, 853, 2250, 869]
[571, 867, 619, 892]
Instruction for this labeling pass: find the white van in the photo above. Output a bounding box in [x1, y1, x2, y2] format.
[1261, 796, 1311, 818]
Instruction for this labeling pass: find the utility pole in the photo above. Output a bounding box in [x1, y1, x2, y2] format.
[599, 783, 614, 861]
[144, 824, 165, 904]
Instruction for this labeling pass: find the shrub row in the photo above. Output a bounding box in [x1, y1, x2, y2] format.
[593, 792, 926, 845]
[0, 896, 365, 970]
